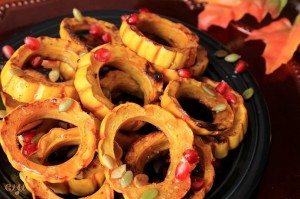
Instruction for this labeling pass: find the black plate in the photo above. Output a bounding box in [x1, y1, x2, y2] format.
[0, 10, 271, 199]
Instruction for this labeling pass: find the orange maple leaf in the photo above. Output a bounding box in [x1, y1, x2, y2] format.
[245, 14, 300, 74]
[197, 0, 287, 30]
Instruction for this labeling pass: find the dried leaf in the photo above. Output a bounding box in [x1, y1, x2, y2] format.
[245, 14, 300, 74]
[197, 0, 287, 30]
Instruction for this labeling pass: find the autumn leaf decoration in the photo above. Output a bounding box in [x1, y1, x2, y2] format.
[195, 0, 300, 74]
[245, 15, 300, 74]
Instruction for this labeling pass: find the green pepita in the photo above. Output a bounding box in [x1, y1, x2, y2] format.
[111, 164, 127, 179]
[49, 69, 60, 82]
[224, 53, 241, 62]
[140, 188, 159, 199]
[73, 8, 83, 22]
[201, 85, 216, 96]
[58, 99, 73, 112]
[212, 104, 227, 113]
[120, 170, 133, 188]
[102, 154, 115, 170]
[214, 50, 228, 58]
[242, 88, 254, 100]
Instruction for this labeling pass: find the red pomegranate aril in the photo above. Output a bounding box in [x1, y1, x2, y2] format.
[127, 14, 139, 25]
[30, 56, 43, 68]
[215, 81, 229, 94]
[183, 149, 199, 164]
[223, 92, 237, 104]
[175, 161, 191, 181]
[102, 33, 112, 43]
[20, 131, 38, 143]
[2, 45, 15, 59]
[234, 59, 248, 74]
[191, 176, 204, 191]
[89, 24, 103, 37]
[22, 143, 38, 157]
[178, 68, 193, 78]
[139, 8, 150, 13]
[93, 48, 110, 62]
[24, 36, 40, 50]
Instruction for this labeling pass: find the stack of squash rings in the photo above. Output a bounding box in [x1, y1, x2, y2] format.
[0, 9, 248, 199]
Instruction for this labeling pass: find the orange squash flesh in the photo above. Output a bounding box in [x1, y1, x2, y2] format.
[99, 103, 196, 199]
[0, 98, 96, 183]
[74, 43, 163, 121]
[0, 36, 87, 103]
[161, 78, 234, 135]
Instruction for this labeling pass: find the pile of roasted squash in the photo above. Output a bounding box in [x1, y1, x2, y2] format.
[0, 9, 248, 199]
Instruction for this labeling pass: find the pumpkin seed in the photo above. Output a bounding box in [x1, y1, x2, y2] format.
[0, 110, 7, 119]
[9, 68, 24, 76]
[102, 154, 115, 170]
[201, 85, 216, 96]
[134, 173, 149, 188]
[214, 50, 228, 58]
[242, 88, 254, 100]
[73, 8, 83, 22]
[111, 164, 127, 179]
[224, 53, 241, 62]
[120, 170, 133, 188]
[212, 104, 227, 113]
[49, 69, 60, 82]
[140, 188, 159, 199]
[58, 99, 73, 112]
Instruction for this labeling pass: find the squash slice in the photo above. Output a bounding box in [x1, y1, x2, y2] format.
[60, 16, 122, 50]
[0, 98, 96, 183]
[200, 78, 248, 159]
[99, 103, 196, 199]
[0, 36, 87, 103]
[152, 45, 208, 82]
[161, 78, 234, 135]
[119, 12, 199, 70]
[74, 43, 163, 122]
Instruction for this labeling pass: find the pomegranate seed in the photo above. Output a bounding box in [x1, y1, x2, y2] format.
[183, 149, 199, 164]
[24, 36, 40, 50]
[2, 45, 15, 59]
[93, 48, 110, 62]
[175, 161, 191, 181]
[30, 56, 43, 68]
[139, 8, 150, 13]
[234, 59, 248, 74]
[22, 143, 37, 157]
[20, 131, 38, 143]
[102, 33, 112, 43]
[89, 24, 103, 37]
[215, 81, 229, 94]
[127, 14, 139, 25]
[191, 176, 204, 191]
[223, 92, 237, 104]
[177, 68, 193, 78]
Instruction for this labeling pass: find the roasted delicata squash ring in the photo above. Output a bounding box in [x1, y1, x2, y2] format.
[60, 16, 122, 49]
[0, 36, 87, 103]
[161, 78, 234, 135]
[99, 103, 197, 198]
[100, 70, 144, 102]
[120, 12, 199, 70]
[153, 45, 208, 82]
[22, 172, 114, 199]
[125, 132, 215, 199]
[74, 43, 163, 121]
[200, 78, 248, 159]
[0, 98, 96, 183]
